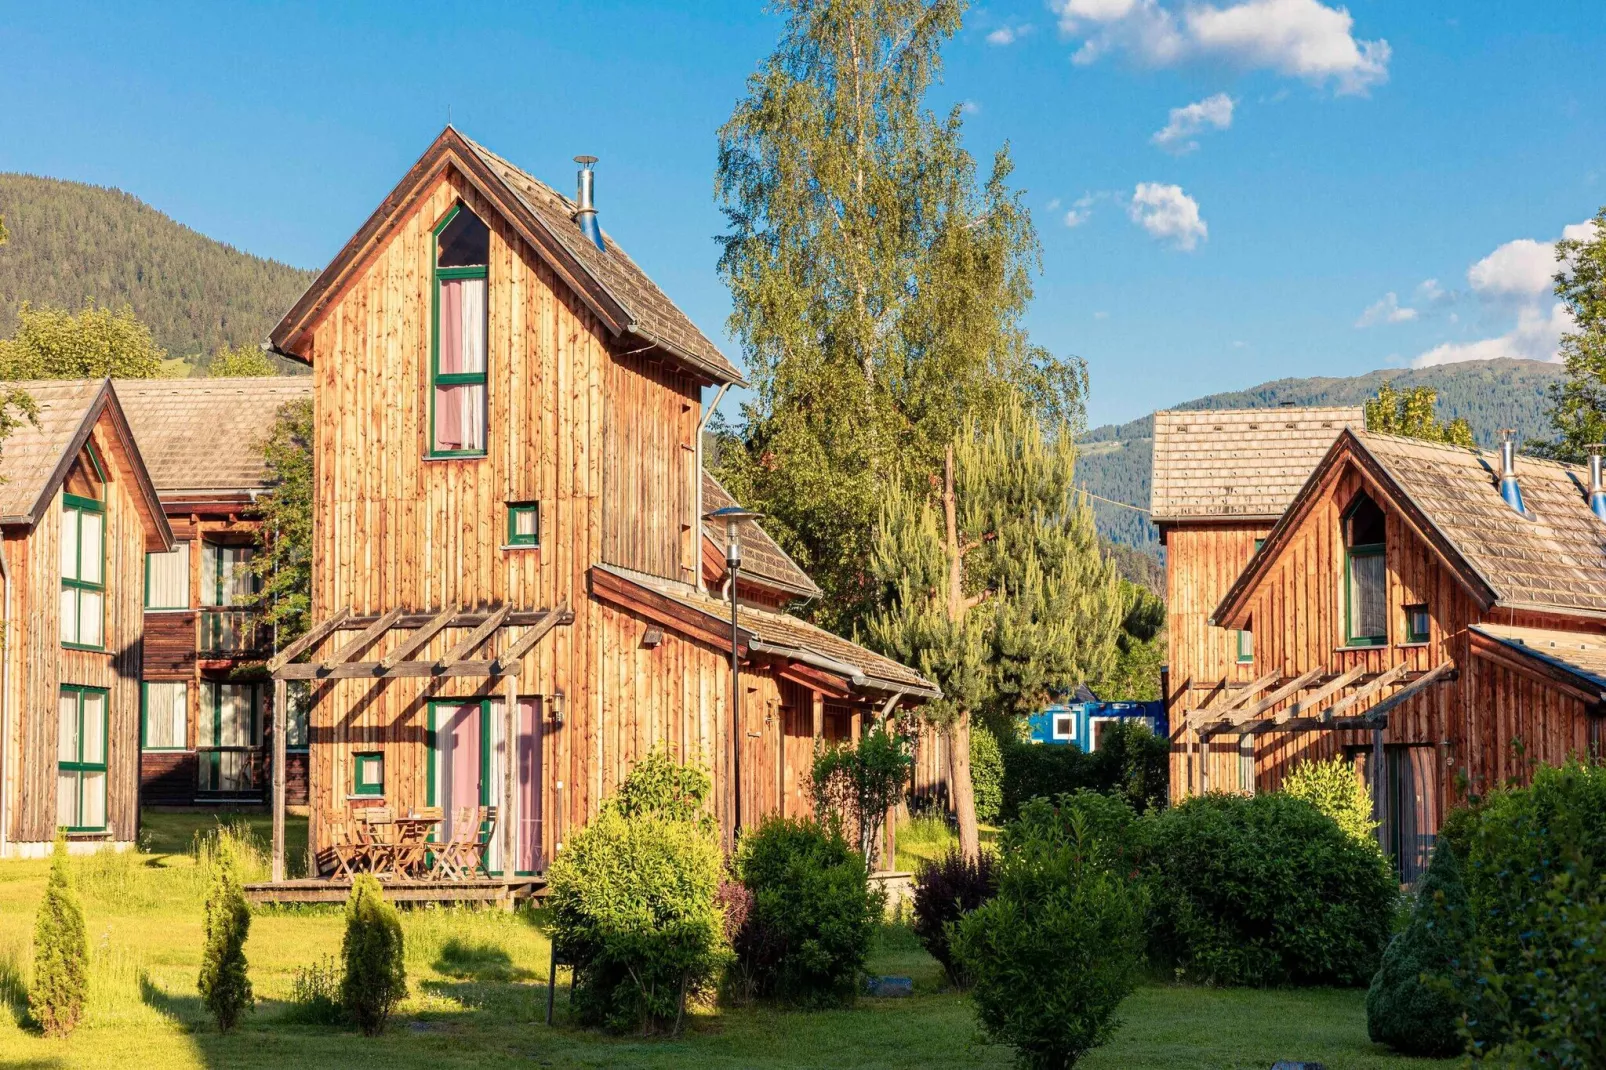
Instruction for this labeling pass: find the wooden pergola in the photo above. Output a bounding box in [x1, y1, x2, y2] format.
[1176, 659, 1458, 802]
[264, 604, 573, 882]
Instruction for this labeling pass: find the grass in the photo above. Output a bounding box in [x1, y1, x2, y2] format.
[892, 816, 999, 873]
[0, 809, 1457, 1069]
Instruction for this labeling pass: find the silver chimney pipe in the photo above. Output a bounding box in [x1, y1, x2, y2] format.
[1588, 444, 1606, 521]
[573, 155, 605, 252]
[1498, 429, 1526, 516]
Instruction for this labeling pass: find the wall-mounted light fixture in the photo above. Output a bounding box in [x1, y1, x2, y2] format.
[551, 688, 566, 728]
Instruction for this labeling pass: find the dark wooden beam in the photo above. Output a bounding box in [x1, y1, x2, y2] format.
[266, 608, 350, 672]
[1354, 660, 1457, 726]
[320, 606, 403, 670]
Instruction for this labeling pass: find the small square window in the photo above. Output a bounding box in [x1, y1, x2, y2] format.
[1405, 603, 1430, 644]
[1053, 715, 1074, 740]
[1236, 629, 1254, 664]
[353, 752, 385, 796]
[507, 502, 539, 547]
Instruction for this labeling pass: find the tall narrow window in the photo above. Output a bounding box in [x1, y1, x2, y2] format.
[198, 682, 261, 793]
[432, 205, 489, 456]
[146, 541, 190, 609]
[58, 686, 108, 831]
[1236, 627, 1254, 664]
[1344, 495, 1388, 646]
[285, 681, 312, 750]
[61, 494, 105, 648]
[142, 681, 188, 750]
[202, 543, 257, 606]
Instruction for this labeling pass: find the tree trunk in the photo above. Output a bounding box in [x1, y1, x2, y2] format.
[942, 445, 981, 862]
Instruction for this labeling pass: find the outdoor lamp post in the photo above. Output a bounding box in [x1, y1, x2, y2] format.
[704, 504, 763, 839]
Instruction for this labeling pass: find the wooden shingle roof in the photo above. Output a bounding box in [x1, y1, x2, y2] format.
[1150, 406, 1363, 522]
[115, 377, 312, 495]
[701, 471, 820, 600]
[1471, 623, 1606, 693]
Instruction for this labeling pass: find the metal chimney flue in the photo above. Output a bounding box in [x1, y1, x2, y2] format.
[1498, 429, 1526, 516]
[1587, 444, 1606, 521]
[573, 155, 605, 252]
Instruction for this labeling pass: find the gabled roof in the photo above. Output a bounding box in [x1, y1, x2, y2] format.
[1150, 406, 1363, 523]
[115, 377, 312, 497]
[1215, 428, 1606, 626]
[592, 564, 938, 699]
[0, 379, 173, 549]
[701, 471, 820, 600]
[1470, 623, 1606, 698]
[270, 126, 746, 388]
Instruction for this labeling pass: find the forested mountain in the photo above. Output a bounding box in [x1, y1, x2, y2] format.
[0, 173, 314, 365]
[1079, 358, 1565, 554]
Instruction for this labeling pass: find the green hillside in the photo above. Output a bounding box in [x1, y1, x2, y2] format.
[1079, 358, 1565, 554]
[0, 173, 315, 366]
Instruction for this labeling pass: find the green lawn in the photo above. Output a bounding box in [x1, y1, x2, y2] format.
[0, 812, 1455, 1069]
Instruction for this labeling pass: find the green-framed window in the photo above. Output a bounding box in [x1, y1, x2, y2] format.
[1343, 495, 1387, 647]
[58, 685, 108, 832]
[61, 493, 106, 649]
[507, 502, 540, 547]
[430, 204, 490, 457]
[1238, 741, 1256, 795]
[284, 680, 312, 751]
[198, 681, 261, 794]
[202, 542, 257, 607]
[1404, 603, 1430, 644]
[354, 752, 385, 796]
[1235, 627, 1254, 664]
[141, 681, 188, 751]
[145, 540, 190, 609]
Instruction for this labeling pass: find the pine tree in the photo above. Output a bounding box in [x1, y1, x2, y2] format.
[1364, 382, 1474, 447]
[869, 396, 1123, 857]
[715, 0, 1086, 633]
[29, 833, 88, 1038]
[197, 837, 253, 1032]
[1540, 208, 1606, 461]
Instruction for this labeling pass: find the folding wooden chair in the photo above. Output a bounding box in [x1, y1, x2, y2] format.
[430, 806, 482, 881]
[328, 817, 364, 880]
[358, 806, 397, 879]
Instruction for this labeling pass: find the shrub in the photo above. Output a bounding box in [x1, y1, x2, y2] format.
[29, 833, 88, 1037]
[286, 954, 344, 1026]
[1000, 742, 1085, 821]
[341, 875, 406, 1036]
[1084, 721, 1169, 814]
[197, 837, 253, 1032]
[736, 816, 882, 1008]
[951, 796, 1148, 1069]
[1137, 792, 1396, 986]
[1282, 756, 1379, 847]
[811, 724, 912, 862]
[911, 849, 996, 986]
[1453, 760, 1606, 1064]
[1365, 839, 1470, 1057]
[548, 752, 726, 1034]
[969, 726, 1004, 824]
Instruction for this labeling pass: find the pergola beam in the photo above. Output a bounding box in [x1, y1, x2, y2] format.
[271, 604, 569, 681]
[1207, 666, 1324, 732]
[320, 606, 404, 670]
[380, 606, 456, 670]
[266, 608, 350, 672]
[437, 604, 512, 669]
[1278, 665, 1366, 723]
[1223, 661, 1455, 738]
[1319, 663, 1408, 723]
[491, 607, 571, 671]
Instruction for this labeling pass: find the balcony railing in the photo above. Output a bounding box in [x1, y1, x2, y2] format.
[199, 609, 265, 656]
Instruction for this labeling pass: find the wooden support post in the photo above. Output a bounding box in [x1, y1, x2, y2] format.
[272, 676, 288, 883]
[1372, 724, 1386, 852]
[503, 673, 517, 884]
[812, 690, 824, 741]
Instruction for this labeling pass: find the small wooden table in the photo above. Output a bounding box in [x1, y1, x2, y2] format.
[388, 814, 440, 880]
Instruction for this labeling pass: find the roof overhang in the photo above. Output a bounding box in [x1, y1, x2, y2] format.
[1469, 625, 1606, 708]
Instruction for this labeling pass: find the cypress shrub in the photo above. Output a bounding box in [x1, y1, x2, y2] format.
[1365, 839, 1470, 1057]
[910, 849, 996, 986]
[1282, 756, 1379, 847]
[1137, 792, 1396, 986]
[951, 795, 1148, 1069]
[341, 875, 406, 1035]
[29, 833, 88, 1038]
[197, 836, 254, 1032]
[969, 727, 1004, 825]
[735, 816, 882, 1008]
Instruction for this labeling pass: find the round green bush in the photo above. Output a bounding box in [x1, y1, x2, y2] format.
[969, 726, 1004, 825]
[736, 816, 882, 1008]
[1138, 792, 1397, 987]
[1365, 838, 1470, 1057]
[951, 794, 1148, 1069]
[548, 753, 727, 1035]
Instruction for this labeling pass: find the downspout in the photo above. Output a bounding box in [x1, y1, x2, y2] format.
[694, 384, 730, 595]
[0, 538, 11, 859]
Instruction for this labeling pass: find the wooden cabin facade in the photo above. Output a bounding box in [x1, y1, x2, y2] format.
[118, 378, 315, 808]
[262, 128, 934, 883]
[0, 381, 173, 857]
[1199, 430, 1606, 880]
[1153, 407, 1363, 797]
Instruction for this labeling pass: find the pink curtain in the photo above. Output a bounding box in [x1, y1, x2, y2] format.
[435, 278, 486, 451]
[438, 703, 481, 840]
[517, 698, 543, 873]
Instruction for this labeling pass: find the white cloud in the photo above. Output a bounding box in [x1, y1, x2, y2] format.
[1128, 182, 1207, 250]
[959, 99, 981, 115]
[1151, 93, 1235, 153]
[1053, 0, 1390, 94]
[1062, 192, 1101, 228]
[1413, 303, 1573, 368]
[1416, 277, 1452, 304]
[1065, 207, 1092, 228]
[1356, 292, 1417, 327]
[1467, 238, 1559, 298]
[986, 22, 1034, 45]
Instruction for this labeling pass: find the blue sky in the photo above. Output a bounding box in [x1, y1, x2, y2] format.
[2, 1, 1603, 428]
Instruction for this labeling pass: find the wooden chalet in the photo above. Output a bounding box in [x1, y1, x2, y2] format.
[117, 377, 315, 808]
[1201, 429, 1606, 880]
[257, 127, 935, 893]
[0, 381, 173, 857]
[1154, 406, 1363, 798]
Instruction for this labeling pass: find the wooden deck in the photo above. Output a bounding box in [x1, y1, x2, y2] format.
[244, 876, 545, 907]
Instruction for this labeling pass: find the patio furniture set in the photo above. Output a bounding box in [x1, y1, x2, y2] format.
[328, 804, 497, 881]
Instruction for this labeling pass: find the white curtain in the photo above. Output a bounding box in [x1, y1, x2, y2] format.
[145, 682, 187, 749]
[147, 542, 190, 608]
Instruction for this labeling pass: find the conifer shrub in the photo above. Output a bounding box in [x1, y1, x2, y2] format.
[197, 836, 253, 1032]
[950, 794, 1148, 1069]
[547, 751, 727, 1034]
[340, 875, 406, 1036]
[1136, 792, 1396, 986]
[1365, 838, 1471, 1057]
[1282, 756, 1379, 847]
[911, 848, 996, 986]
[735, 816, 882, 1008]
[969, 726, 1004, 824]
[29, 833, 88, 1037]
